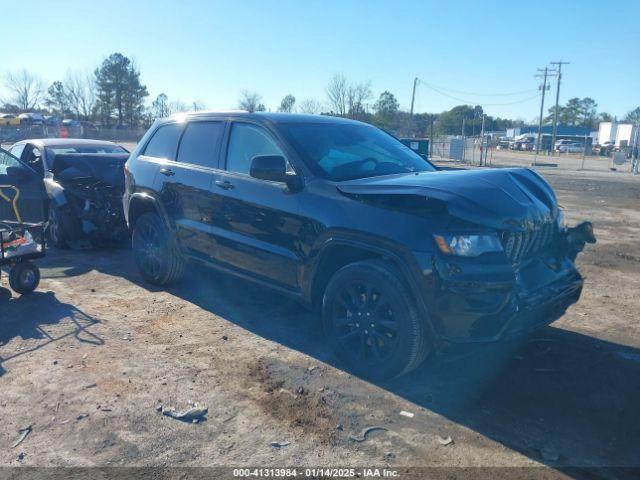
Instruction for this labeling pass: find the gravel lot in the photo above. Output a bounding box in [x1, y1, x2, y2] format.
[1, 166, 639, 477]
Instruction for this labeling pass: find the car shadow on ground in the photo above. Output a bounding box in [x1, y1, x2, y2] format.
[37, 249, 640, 475]
[0, 289, 103, 378]
[159, 261, 640, 474]
[37, 245, 131, 280]
[390, 331, 640, 475]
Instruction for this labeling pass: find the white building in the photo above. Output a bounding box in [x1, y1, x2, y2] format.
[598, 122, 639, 147]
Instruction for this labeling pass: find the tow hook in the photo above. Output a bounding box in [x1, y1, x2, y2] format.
[564, 221, 596, 260]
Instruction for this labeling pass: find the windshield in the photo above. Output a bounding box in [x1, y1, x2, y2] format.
[47, 145, 127, 155]
[280, 122, 436, 181]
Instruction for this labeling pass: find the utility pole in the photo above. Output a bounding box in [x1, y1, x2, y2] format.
[429, 118, 434, 159]
[472, 112, 476, 164]
[550, 60, 570, 155]
[410, 77, 419, 117]
[534, 66, 555, 164]
[480, 113, 486, 166]
[409, 77, 419, 137]
[580, 133, 587, 170]
[472, 111, 476, 137]
[633, 122, 640, 175]
[461, 117, 466, 163]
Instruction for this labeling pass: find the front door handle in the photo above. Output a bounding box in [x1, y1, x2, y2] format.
[215, 180, 234, 190]
[159, 167, 175, 176]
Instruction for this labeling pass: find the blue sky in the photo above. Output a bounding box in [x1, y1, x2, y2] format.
[2, 0, 638, 120]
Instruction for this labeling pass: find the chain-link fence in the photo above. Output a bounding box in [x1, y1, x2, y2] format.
[430, 137, 489, 166]
[429, 136, 639, 174]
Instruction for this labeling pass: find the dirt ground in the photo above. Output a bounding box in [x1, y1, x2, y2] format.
[1, 166, 639, 477]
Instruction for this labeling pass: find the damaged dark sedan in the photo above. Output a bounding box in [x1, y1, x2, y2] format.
[124, 112, 595, 380]
[9, 139, 129, 248]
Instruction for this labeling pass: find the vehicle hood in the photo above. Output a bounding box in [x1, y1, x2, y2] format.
[337, 168, 558, 230]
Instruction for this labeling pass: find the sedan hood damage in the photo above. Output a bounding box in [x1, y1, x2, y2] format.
[337, 168, 559, 230]
[52, 153, 128, 188]
[47, 153, 129, 247]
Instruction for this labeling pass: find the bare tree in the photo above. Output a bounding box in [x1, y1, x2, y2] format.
[238, 90, 263, 113]
[298, 98, 323, 114]
[278, 94, 296, 112]
[169, 100, 189, 114]
[151, 94, 202, 119]
[151, 93, 171, 118]
[326, 73, 349, 116]
[65, 70, 96, 120]
[45, 81, 70, 115]
[326, 74, 372, 118]
[4, 69, 45, 111]
[347, 81, 372, 119]
[191, 100, 206, 111]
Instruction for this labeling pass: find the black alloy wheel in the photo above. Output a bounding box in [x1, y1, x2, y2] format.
[331, 281, 400, 364]
[132, 213, 185, 285]
[322, 259, 430, 380]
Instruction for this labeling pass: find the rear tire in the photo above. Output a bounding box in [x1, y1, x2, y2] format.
[9, 261, 40, 294]
[322, 259, 430, 380]
[132, 212, 185, 285]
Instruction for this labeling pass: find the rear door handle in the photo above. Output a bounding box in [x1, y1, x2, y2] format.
[215, 180, 234, 190]
[159, 167, 175, 176]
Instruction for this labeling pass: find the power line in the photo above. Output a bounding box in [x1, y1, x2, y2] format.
[417, 79, 537, 97]
[418, 80, 541, 106]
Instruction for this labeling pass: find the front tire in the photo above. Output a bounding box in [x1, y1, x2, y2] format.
[322, 259, 431, 380]
[47, 206, 68, 249]
[132, 212, 185, 285]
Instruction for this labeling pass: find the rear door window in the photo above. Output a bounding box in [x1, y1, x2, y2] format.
[177, 121, 224, 168]
[143, 123, 183, 160]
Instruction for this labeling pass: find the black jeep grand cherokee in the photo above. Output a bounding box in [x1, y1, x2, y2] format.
[124, 112, 595, 379]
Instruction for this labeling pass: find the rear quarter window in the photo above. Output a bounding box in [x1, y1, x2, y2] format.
[176, 121, 224, 168]
[143, 123, 183, 160]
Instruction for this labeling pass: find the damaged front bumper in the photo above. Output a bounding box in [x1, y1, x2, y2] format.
[45, 179, 128, 248]
[426, 222, 595, 344]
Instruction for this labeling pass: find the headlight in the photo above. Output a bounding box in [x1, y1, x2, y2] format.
[433, 233, 503, 257]
[556, 210, 566, 230]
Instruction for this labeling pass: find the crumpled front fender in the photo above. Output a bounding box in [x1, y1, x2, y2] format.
[43, 177, 68, 206]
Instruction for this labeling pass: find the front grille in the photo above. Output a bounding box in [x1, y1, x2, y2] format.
[501, 221, 556, 264]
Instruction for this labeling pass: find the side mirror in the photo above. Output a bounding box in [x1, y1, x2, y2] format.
[250, 155, 288, 183]
[5, 166, 31, 181]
